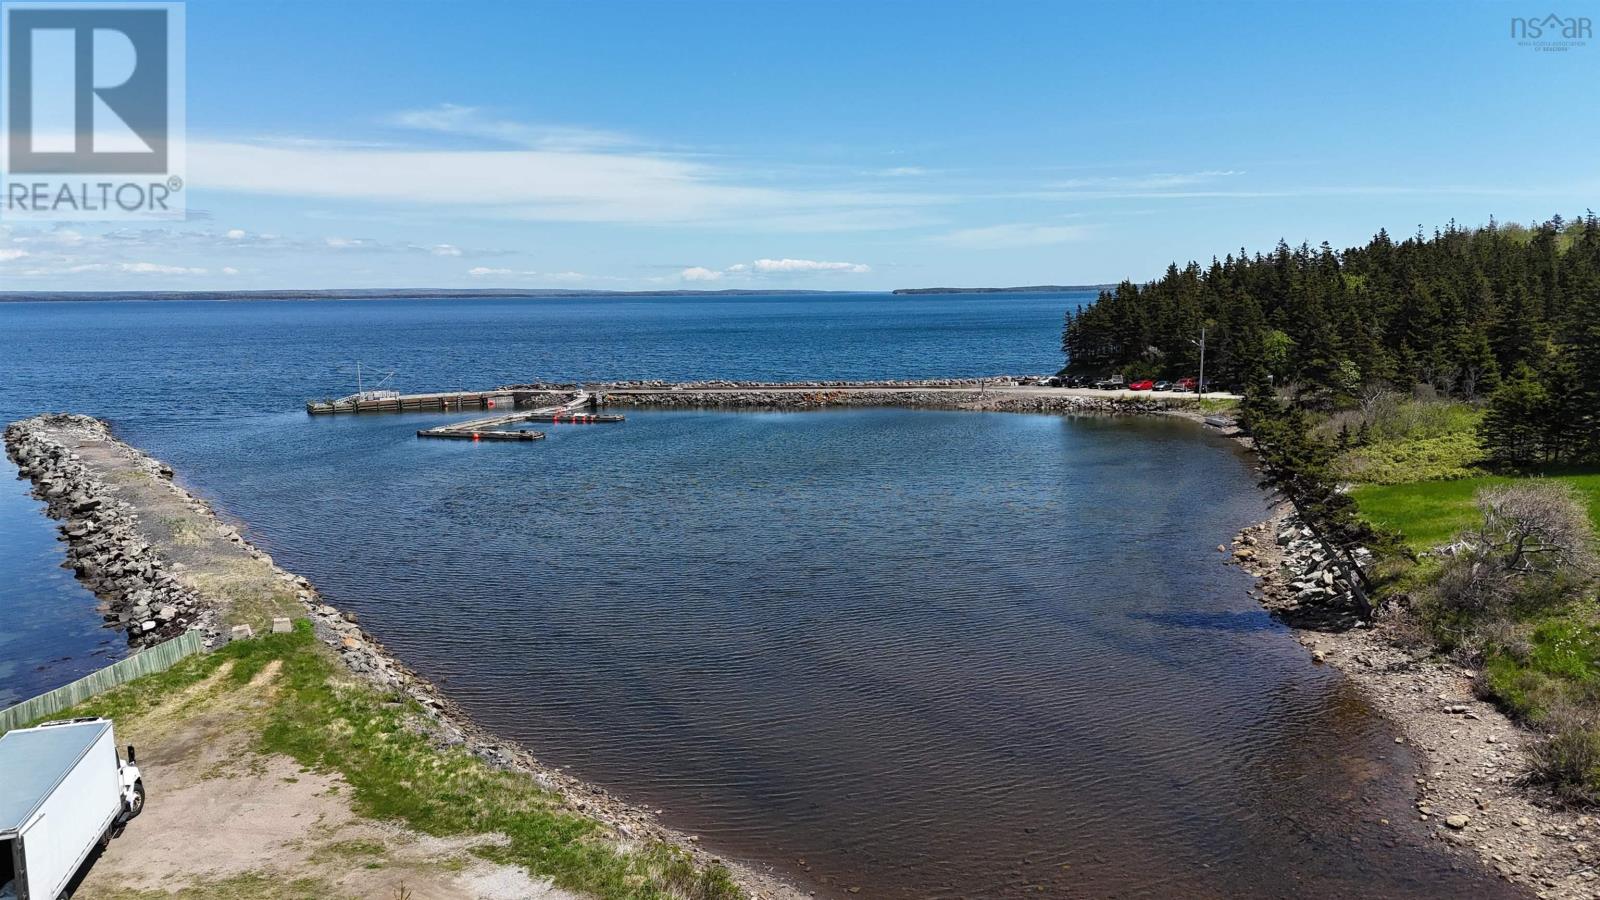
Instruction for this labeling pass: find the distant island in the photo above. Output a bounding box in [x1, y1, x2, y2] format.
[891, 284, 1115, 295]
[0, 285, 1120, 302]
[0, 288, 856, 302]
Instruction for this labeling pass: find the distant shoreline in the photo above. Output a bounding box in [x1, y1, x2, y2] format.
[0, 288, 850, 302]
[0, 285, 1112, 302]
[891, 284, 1114, 295]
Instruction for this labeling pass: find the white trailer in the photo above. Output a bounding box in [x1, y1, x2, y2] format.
[0, 719, 143, 900]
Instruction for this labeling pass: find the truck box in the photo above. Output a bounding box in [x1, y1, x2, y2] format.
[0, 720, 124, 900]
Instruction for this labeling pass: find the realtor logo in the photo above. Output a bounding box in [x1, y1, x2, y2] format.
[1, 2, 185, 220]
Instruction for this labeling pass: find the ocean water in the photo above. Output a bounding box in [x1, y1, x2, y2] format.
[0, 293, 1515, 897]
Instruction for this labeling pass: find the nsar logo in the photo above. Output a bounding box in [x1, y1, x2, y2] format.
[1511, 12, 1592, 51]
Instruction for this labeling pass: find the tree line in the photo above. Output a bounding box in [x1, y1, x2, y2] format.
[1061, 214, 1600, 467]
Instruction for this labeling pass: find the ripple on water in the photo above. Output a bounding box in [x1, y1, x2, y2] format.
[138, 408, 1516, 899]
[0, 295, 1521, 897]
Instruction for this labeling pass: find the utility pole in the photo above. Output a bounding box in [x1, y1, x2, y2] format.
[1188, 327, 1207, 402]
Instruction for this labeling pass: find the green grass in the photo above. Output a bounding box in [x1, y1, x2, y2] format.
[1194, 397, 1239, 414]
[96, 873, 335, 900]
[1354, 472, 1600, 551]
[1477, 611, 1600, 722]
[1336, 405, 1600, 803]
[43, 624, 742, 900]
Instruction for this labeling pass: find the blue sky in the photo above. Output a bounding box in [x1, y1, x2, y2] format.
[3, 0, 1595, 290]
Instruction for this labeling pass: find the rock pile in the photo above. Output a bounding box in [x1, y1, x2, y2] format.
[601, 387, 1174, 414]
[1235, 514, 1373, 627]
[506, 376, 1052, 391]
[5, 414, 211, 647]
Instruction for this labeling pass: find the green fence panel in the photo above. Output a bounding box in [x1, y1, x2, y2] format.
[0, 630, 204, 733]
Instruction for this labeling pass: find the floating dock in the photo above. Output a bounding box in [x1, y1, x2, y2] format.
[415, 392, 623, 442]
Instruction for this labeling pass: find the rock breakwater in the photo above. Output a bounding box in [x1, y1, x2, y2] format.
[6, 414, 210, 648]
[3, 412, 800, 898]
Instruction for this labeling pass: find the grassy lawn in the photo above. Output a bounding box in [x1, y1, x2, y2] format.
[1194, 397, 1239, 414]
[1354, 472, 1600, 551]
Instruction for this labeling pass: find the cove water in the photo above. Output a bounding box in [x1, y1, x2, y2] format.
[0, 293, 1516, 897]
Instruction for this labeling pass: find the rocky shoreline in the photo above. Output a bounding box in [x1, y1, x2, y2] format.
[3, 413, 802, 900]
[1233, 505, 1600, 899]
[5, 416, 214, 648]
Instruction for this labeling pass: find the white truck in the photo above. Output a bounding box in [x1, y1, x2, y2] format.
[0, 719, 143, 900]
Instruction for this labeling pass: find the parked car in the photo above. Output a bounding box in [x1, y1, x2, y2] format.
[1175, 376, 1197, 391]
[1127, 379, 1155, 391]
[1, 718, 143, 900]
[1093, 377, 1124, 390]
[1152, 380, 1171, 391]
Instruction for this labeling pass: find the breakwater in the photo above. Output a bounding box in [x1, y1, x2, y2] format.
[5, 415, 212, 648]
[507, 377, 1212, 415]
[2, 412, 799, 899]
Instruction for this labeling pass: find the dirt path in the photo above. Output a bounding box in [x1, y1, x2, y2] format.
[76, 650, 577, 900]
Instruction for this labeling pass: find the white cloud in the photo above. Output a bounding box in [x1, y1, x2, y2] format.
[678, 257, 871, 281]
[464, 266, 599, 283]
[431, 244, 462, 257]
[390, 104, 637, 151]
[3, 228, 85, 247]
[0, 249, 28, 261]
[187, 138, 942, 231]
[221, 266, 240, 275]
[933, 223, 1095, 249]
[1050, 170, 1245, 190]
[225, 228, 247, 240]
[119, 262, 207, 275]
[750, 257, 869, 274]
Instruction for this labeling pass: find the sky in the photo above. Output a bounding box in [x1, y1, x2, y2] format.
[1, 0, 1596, 291]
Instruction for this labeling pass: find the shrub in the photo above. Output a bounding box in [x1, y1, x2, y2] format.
[1473, 483, 1598, 578]
[1530, 705, 1600, 805]
[1421, 483, 1597, 652]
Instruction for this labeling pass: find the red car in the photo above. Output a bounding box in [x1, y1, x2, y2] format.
[1127, 379, 1155, 391]
[1175, 377, 1197, 391]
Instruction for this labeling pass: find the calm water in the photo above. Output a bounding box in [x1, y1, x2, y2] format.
[0, 294, 1517, 897]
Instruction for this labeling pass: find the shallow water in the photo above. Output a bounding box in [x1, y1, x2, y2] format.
[0, 295, 1521, 897]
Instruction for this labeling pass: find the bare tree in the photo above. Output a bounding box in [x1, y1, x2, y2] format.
[1427, 482, 1596, 629]
[1357, 385, 1397, 429]
[1472, 483, 1597, 576]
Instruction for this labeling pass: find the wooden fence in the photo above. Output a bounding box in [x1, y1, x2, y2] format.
[0, 629, 205, 733]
